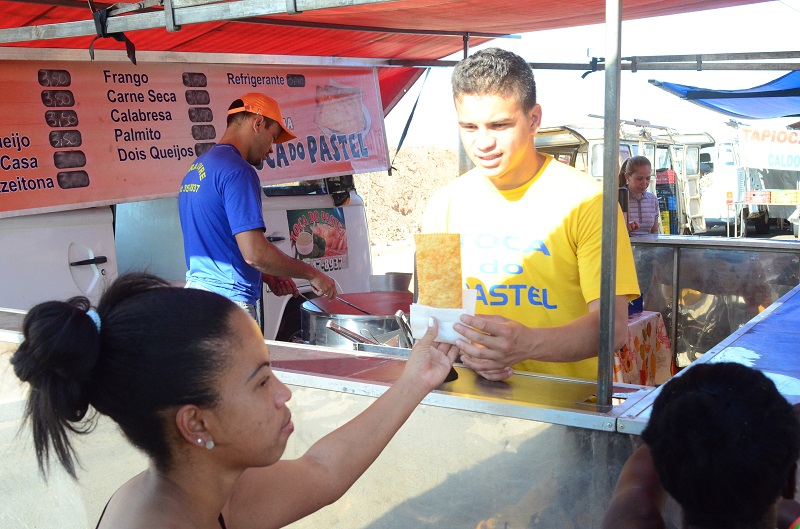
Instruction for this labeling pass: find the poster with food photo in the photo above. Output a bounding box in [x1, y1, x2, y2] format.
[287, 207, 349, 272]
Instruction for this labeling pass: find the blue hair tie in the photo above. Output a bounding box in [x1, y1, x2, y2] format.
[86, 309, 102, 332]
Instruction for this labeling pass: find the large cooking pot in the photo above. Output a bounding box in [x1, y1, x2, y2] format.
[301, 291, 413, 349]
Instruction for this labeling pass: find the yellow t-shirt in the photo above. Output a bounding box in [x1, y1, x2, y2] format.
[422, 154, 640, 379]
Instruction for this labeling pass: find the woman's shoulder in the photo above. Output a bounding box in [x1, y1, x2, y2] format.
[95, 473, 193, 529]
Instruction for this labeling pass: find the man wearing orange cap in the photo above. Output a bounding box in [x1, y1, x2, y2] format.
[179, 93, 337, 322]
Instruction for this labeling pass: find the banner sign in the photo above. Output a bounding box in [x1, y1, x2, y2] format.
[286, 207, 349, 273]
[737, 127, 800, 170]
[0, 57, 388, 218]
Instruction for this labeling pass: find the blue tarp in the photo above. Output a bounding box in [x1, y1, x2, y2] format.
[649, 71, 800, 119]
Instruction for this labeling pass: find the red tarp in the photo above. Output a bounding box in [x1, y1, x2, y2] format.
[0, 0, 766, 114]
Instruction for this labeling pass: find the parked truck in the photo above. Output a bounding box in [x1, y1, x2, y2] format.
[700, 130, 800, 236]
[534, 118, 712, 234]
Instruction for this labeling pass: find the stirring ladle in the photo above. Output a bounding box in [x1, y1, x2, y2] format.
[334, 296, 373, 315]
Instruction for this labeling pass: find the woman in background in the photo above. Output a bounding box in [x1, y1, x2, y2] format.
[11, 272, 458, 529]
[620, 156, 661, 235]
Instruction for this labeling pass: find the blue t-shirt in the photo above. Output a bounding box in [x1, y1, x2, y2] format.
[178, 144, 266, 304]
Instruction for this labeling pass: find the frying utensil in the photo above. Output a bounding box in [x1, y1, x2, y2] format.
[334, 296, 373, 315]
[394, 310, 414, 348]
[298, 292, 331, 315]
[325, 320, 379, 345]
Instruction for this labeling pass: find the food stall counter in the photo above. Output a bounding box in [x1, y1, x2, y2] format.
[618, 282, 800, 437]
[0, 309, 656, 529]
[269, 340, 653, 431]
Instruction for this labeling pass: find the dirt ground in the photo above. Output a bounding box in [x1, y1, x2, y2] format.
[354, 147, 460, 246]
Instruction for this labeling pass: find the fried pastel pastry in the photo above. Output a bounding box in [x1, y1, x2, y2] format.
[414, 233, 462, 308]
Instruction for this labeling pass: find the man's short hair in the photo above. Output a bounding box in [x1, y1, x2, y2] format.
[642, 362, 800, 527]
[226, 99, 278, 129]
[451, 47, 537, 113]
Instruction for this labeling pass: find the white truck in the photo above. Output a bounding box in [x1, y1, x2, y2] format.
[534, 119, 712, 234]
[0, 49, 387, 340]
[700, 133, 800, 236]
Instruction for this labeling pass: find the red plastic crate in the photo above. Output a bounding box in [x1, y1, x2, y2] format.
[655, 170, 676, 184]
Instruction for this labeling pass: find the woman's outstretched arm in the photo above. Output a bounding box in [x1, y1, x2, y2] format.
[225, 319, 459, 529]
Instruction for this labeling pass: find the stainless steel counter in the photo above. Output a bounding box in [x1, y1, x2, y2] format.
[619, 281, 800, 436]
[631, 234, 800, 368]
[270, 341, 653, 431]
[251, 341, 657, 529]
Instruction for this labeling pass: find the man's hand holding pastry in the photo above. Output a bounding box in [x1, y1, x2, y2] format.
[454, 314, 530, 381]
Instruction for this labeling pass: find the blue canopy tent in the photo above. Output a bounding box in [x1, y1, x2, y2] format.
[651, 72, 800, 234]
[649, 71, 800, 119]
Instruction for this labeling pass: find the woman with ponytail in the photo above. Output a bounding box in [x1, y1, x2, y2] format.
[11, 272, 458, 529]
[619, 156, 661, 235]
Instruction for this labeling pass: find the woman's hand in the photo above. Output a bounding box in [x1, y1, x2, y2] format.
[401, 317, 459, 392]
[628, 220, 640, 233]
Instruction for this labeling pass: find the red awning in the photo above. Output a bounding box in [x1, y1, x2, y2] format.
[0, 0, 766, 114]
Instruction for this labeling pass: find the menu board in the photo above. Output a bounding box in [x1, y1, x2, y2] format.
[0, 58, 389, 218]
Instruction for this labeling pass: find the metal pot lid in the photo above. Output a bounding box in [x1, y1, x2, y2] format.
[302, 291, 412, 317]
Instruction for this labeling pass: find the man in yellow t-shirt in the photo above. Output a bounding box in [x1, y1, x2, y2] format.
[422, 48, 639, 381]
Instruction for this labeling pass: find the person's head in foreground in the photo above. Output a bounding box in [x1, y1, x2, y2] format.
[451, 47, 542, 190]
[11, 272, 457, 527]
[226, 92, 296, 167]
[642, 362, 800, 529]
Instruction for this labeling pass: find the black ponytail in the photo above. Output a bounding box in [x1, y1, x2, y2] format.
[617, 158, 629, 187]
[11, 296, 102, 477]
[11, 272, 238, 479]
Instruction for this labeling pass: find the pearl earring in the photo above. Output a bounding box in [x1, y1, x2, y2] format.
[205, 439, 215, 450]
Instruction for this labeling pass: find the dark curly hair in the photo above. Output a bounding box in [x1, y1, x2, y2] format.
[451, 47, 537, 113]
[11, 272, 238, 478]
[642, 362, 800, 527]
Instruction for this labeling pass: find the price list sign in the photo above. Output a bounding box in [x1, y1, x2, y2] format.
[40, 70, 89, 190]
[0, 58, 388, 218]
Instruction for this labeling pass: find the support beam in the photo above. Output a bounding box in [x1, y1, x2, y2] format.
[597, 0, 622, 407]
[0, 0, 398, 43]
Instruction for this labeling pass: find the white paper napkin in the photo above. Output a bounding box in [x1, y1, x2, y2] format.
[410, 289, 477, 344]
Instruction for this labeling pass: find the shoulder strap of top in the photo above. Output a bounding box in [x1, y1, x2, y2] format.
[96, 495, 227, 529]
[95, 497, 112, 529]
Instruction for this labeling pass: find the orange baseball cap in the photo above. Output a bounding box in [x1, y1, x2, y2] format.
[228, 93, 297, 144]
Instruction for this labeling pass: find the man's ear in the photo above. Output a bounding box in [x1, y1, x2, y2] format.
[529, 103, 543, 136]
[175, 404, 210, 447]
[782, 462, 797, 499]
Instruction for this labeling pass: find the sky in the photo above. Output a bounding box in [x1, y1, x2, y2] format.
[383, 0, 800, 151]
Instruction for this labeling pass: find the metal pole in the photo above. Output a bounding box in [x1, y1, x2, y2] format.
[457, 33, 474, 176]
[597, 0, 623, 407]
